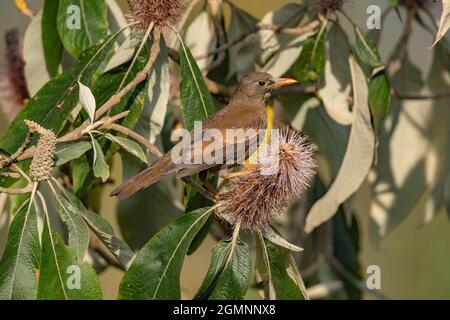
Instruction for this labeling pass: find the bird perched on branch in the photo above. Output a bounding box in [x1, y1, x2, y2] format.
[111, 72, 298, 199]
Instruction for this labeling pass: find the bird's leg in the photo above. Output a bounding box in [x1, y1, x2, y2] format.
[199, 170, 217, 195]
[182, 176, 216, 202]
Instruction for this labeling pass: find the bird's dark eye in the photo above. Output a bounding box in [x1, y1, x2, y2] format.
[258, 81, 266, 86]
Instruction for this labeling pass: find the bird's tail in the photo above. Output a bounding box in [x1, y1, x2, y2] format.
[110, 155, 174, 199]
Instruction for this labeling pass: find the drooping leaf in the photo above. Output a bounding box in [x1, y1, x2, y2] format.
[119, 208, 213, 300]
[294, 24, 327, 83]
[184, 10, 217, 71]
[432, 0, 450, 47]
[305, 57, 375, 233]
[78, 82, 96, 124]
[368, 70, 391, 134]
[255, 234, 308, 300]
[57, 0, 108, 57]
[42, 0, 62, 76]
[319, 24, 353, 126]
[52, 189, 90, 262]
[0, 197, 40, 300]
[37, 215, 102, 300]
[179, 40, 216, 131]
[104, 37, 136, 72]
[23, 11, 51, 97]
[58, 187, 135, 269]
[354, 27, 383, 68]
[55, 141, 92, 166]
[0, 32, 119, 158]
[105, 134, 147, 164]
[195, 240, 252, 300]
[91, 139, 110, 183]
[82, 210, 135, 269]
[261, 225, 303, 252]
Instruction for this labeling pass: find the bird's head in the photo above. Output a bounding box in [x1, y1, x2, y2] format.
[234, 72, 298, 102]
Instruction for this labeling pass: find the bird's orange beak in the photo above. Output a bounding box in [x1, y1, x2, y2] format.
[269, 78, 299, 88]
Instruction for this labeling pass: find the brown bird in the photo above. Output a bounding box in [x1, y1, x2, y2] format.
[111, 72, 298, 199]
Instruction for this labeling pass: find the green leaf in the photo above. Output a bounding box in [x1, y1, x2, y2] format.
[52, 188, 90, 262]
[58, 187, 135, 269]
[82, 210, 135, 269]
[195, 240, 252, 300]
[42, 0, 62, 76]
[294, 24, 326, 83]
[305, 57, 375, 233]
[37, 214, 102, 300]
[57, 0, 108, 57]
[261, 225, 303, 252]
[92, 139, 110, 183]
[255, 234, 308, 300]
[354, 28, 383, 68]
[179, 40, 216, 131]
[0, 196, 40, 300]
[104, 134, 147, 164]
[368, 70, 391, 134]
[0, 32, 119, 159]
[55, 141, 92, 166]
[119, 207, 213, 300]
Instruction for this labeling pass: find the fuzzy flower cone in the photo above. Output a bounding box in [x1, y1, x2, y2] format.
[217, 129, 316, 231]
[127, 0, 185, 29]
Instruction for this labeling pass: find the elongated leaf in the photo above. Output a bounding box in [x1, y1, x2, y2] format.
[82, 211, 135, 269]
[195, 240, 252, 300]
[0, 32, 119, 158]
[184, 10, 217, 70]
[255, 235, 307, 300]
[57, 0, 108, 57]
[42, 0, 62, 76]
[319, 24, 353, 126]
[368, 71, 391, 134]
[37, 215, 102, 300]
[179, 41, 216, 131]
[354, 27, 383, 68]
[0, 197, 40, 300]
[105, 134, 147, 163]
[305, 57, 375, 233]
[58, 187, 135, 269]
[119, 208, 213, 300]
[432, 0, 450, 47]
[55, 141, 92, 166]
[261, 225, 303, 252]
[92, 139, 110, 182]
[52, 191, 90, 262]
[139, 37, 170, 144]
[104, 37, 136, 72]
[23, 11, 51, 97]
[78, 82, 96, 124]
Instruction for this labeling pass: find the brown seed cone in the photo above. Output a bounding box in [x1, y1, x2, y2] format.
[127, 0, 185, 29]
[217, 129, 316, 231]
[24, 120, 57, 182]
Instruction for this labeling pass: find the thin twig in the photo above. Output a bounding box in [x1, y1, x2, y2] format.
[393, 90, 450, 100]
[388, 8, 415, 75]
